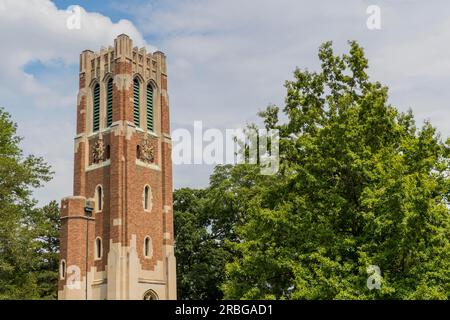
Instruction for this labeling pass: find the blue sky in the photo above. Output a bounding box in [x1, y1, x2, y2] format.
[53, 0, 134, 21]
[2, 0, 450, 205]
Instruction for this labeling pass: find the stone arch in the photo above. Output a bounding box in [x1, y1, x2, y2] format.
[143, 289, 158, 300]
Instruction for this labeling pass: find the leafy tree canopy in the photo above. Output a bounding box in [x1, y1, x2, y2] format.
[0, 107, 55, 299]
[197, 41, 450, 299]
[2, 40, 447, 300]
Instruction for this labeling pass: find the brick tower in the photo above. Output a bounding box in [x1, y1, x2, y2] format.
[58, 34, 176, 300]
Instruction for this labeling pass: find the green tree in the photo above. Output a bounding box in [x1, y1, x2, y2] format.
[174, 162, 279, 299]
[31, 201, 60, 299]
[0, 107, 53, 299]
[174, 186, 233, 300]
[174, 188, 212, 299]
[221, 41, 450, 299]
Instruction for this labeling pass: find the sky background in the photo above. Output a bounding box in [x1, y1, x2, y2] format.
[1, 0, 450, 205]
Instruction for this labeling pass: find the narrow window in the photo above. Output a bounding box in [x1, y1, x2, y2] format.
[145, 237, 149, 256]
[146, 84, 153, 131]
[96, 185, 103, 212]
[106, 78, 113, 127]
[144, 236, 152, 258]
[105, 145, 110, 160]
[133, 78, 140, 127]
[93, 83, 100, 132]
[60, 260, 66, 279]
[136, 145, 141, 160]
[95, 238, 102, 259]
[144, 186, 150, 210]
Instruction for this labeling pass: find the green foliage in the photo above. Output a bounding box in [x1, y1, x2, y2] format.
[174, 42, 450, 299]
[174, 186, 233, 300]
[31, 201, 60, 299]
[174, 164, 277, 300]
[217, 41, 450, 299]
[0, 107, 55, 300]
[175, 188, 216, 299]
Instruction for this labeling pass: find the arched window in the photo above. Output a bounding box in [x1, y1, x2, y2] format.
[143, 185, 152, 212]
[146, 84, 154, 131]
[143, 289, 158, 300]
[106, 78, 113, 127]
[95, 185, 103, 212]
[60, 260, 66, 280]
[95, 237, 102, 259]
[93, 83, 100, 132]
[105, 145, 110, 160]
[144, 236, 152, 258]
[136, 145, 141, 160]
[133, 78, 140, 127]
[144, 186, 149, 210]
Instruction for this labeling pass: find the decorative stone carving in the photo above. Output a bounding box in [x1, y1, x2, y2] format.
[92, 139, 105, 164]
[141, 137, 155, 164]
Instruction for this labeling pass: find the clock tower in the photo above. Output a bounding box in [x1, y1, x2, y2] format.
[58, 34, 176, 300]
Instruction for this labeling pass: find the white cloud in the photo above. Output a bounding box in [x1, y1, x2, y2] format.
[0, 0, 149, 204]
[128, 0, 371, 129]
[0, 0, 148, 109]
[4, 0, 450, 203]
[127, 1, 450, 128]
[120, 0, 450, 188]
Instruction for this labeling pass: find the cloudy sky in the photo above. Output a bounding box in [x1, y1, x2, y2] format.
[1, 0, 450, 205]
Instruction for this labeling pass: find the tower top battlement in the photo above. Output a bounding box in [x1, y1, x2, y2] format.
[79, 34, 167, 77]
